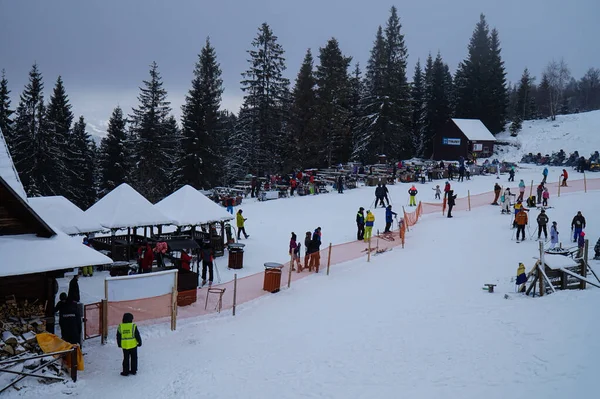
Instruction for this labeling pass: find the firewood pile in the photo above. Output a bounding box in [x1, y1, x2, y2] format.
[0, 296, 48, 359]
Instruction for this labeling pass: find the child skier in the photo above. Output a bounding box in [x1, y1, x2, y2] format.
[561, 169, 569, 187]
[501, 188, 512, 214]
[550, 221, 559, 249]
[577, 231, 586, 258]
[289, 232, 302, 272]
[384, 205, 397, 233]
[542, 187, 550, 207]
[516, 263, 527, 292]
[433, 185, 441, 200]
[364, 210, 375, 242]
[517, 179, 526, 202]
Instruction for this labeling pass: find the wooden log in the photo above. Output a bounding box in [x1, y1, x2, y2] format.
[326, 243, 332, 275]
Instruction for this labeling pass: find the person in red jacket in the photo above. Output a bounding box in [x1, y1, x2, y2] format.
[561, 169, 569, 187]
[139, 242, 154, 273]
[180, 249, 192, 271]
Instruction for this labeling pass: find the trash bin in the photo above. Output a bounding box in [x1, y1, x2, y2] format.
[228, 243, 245, 269]
[263, 262, 283, 293]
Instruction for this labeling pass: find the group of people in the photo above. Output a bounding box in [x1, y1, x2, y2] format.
[289, 228, 323, 272]
[355, 205, 398, 241]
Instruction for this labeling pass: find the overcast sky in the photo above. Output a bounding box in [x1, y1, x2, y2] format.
[1, 0, 598, 136]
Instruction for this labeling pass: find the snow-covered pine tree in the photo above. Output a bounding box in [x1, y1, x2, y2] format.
[69, 116, 96, 209]
[410, 60, 425, 157]
[163, 115, 182, 194]
[514, 68, 537, 121]
[422, 53, 453, 158]
[228, 105, 254, 179]
[216, 110, 236, 185]
[99, 106, 129, 196]
[238, 23, 290, 176]
[12, 64, 51, 196]
[45, 76, 73, 196]
[348, 63, 365, 162]
[289, 49, 318, 169]
[536, 73, 551, 119]
[129, 61, 174, 203]
[315, 38, 352, 167]
[578, 68, 600, 111]
[178, 37, 224, 189]
[0, 70, 14, 148]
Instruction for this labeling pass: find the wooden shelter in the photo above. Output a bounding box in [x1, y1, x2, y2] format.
[433, 119, 496, 161]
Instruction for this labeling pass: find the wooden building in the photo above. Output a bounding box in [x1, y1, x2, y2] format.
[432, 119, 496, 161]
[0, 131, 112, 333]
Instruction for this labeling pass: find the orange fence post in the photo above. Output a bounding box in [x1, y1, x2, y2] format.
[326, 243, 332, 275]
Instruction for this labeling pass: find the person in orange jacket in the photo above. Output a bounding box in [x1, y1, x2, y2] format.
[561, 169, 569, 186]
[515, 207, 529, 241]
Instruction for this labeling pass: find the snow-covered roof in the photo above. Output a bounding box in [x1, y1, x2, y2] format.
[543, 253, 580, 270]
[155, 185, 234, 226]
[452, 119, 496, 142]
[28, 196, 105, 235]
[85, 183, 174, 230]
[0, 233, 112, 277]
[0, 126, 27, 200]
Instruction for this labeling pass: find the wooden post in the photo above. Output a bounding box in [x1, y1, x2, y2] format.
[529, 179, 534, 199]
[70, 347, 78, 382]
[171, 286, 177, 331]
[584, 172, 587, 193]
[467, 190, 471, 211]
[326, 243, 332, 275]
[367, 238, 371, 262]
[581, 239, 588, 290]
[539, 240, 545, 297]
[101, 299, 108, 345]
[232, 274, 238, 316]
[558, 175, 561, 197]
[287, 252, 294, 288]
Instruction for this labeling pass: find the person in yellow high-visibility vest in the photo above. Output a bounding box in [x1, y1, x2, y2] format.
[364, 210, 375, 242]
[117, 313, 142, 376]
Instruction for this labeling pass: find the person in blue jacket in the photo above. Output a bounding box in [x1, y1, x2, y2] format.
[384, 205, 397, 233]
[542, 166, 549, 184]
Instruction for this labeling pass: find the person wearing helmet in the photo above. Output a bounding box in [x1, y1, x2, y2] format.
[550, 221, 559, 249]
[578, 231, 586, 257]
[408, 185, 418, 207]
[536, 209, 549, 240]
[571, 211, 586, 242]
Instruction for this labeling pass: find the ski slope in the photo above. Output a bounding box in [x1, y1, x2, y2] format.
[10, 165, 600, 399]
[495, 110, 600, 162]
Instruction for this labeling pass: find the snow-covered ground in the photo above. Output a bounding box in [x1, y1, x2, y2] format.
[13, 163, 599, 398]
[495, 110, 600, 162]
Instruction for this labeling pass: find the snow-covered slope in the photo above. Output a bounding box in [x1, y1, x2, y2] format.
[495, 110, 600, 162]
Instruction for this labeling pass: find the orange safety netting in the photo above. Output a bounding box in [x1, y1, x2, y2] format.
[106, 177, 600, 326]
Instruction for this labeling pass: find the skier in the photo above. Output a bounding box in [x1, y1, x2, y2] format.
[515, 207, 528, 241]
[374, 184, 384, 208]
[384, 205, 397, 233]
[517, 179, 526, 202]
[309, 228, 322, 272]
[501, 187, 513, 214]
[536, 183, 544, 204]
[356, 207, 365, 241]
[508, 167, 515, 182]
[236, 209, 249, 240]
[289, 232, 302, 272]
[516, 263, 527, 292]
[536, 209, 549, 240]
[337, 175, 344, 194]
[542, 187, 550, 207]
[492, 183, 501, 205]
[550, 221, 559, 249]
[304, 231, 312, 271]
[542, 166, 549, 184]
[447, 190, 457, 218]
[571, 211, 586, 242]
[117, 312, 142, 376]
[382, 184, 390, 206]
[560, 169, 568, 187]
[200, 239, 214, 286]
[364, 210, 375, 242]
[433, 185, 441, 200]
[408, 185, 418, 207]
[444, 181, 451, 199]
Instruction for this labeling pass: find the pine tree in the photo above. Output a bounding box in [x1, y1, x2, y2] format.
[410, 60, 426, 157]
[129, 61, 174, 202]
[315, 38, 352, 167]
[289, 49, 318, 169]
[423, 53, 453, 158]
[360, 7, 412, 162]
[69, 116, 97, 209]
[238, 23, 290, 176]
[178, 37, 225, 189]
[578, 68, 600, 111]
[537, 73, 551, 118]
[348, 63, 365, 162]
[163, 115, 182, 193]
[0, 70, 14, 146]
[99, 106, 129, 196]
[514, 68, 537, 121]
[46, 76, 74, 196]
[486, 29, 509, 133]
[455, 14, 508, 134]
[12, 64, 50, 196]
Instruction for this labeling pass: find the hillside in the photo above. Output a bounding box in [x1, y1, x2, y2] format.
[494, 110, 600, 162]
